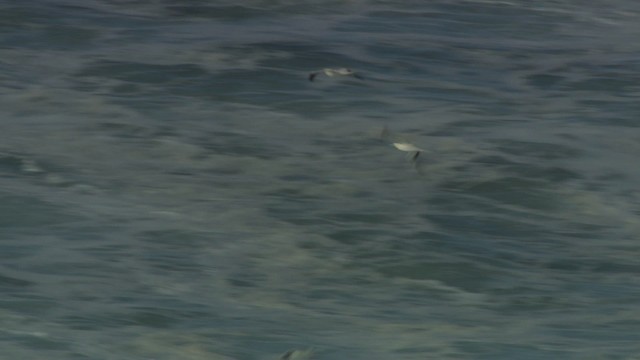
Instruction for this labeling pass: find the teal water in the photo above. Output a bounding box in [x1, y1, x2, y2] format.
[2, 1, 640, 359]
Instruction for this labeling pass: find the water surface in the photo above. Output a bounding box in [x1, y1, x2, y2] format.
[2, 1, 640, 359]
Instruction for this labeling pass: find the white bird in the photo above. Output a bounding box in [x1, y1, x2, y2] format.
[308, 68, 364, 81]
[381, 126, 424, 162]
[393, 142, 424, 161]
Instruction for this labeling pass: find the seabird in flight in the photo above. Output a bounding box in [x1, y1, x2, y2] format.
[381, 126, 424, 163]
[308, 68, 364, 81]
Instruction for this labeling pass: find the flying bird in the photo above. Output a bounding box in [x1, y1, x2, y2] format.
[381, 126, 424, 163]
[392, 142, 424, 161]
[308, 68, 364, 82]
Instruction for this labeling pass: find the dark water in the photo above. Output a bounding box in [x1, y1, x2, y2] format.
[2, 1, 640, 359]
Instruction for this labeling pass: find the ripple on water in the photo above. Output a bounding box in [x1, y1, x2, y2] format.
[0, 194, 80, 231]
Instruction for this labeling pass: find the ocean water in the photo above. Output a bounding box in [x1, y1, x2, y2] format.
[2, 1, 640, 359]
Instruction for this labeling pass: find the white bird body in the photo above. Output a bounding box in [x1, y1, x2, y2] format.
[392, 142, 424, 152]
[323, 68, 354, 77]
[380, 126, 424, 164]
[308, 68, 363, 81]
